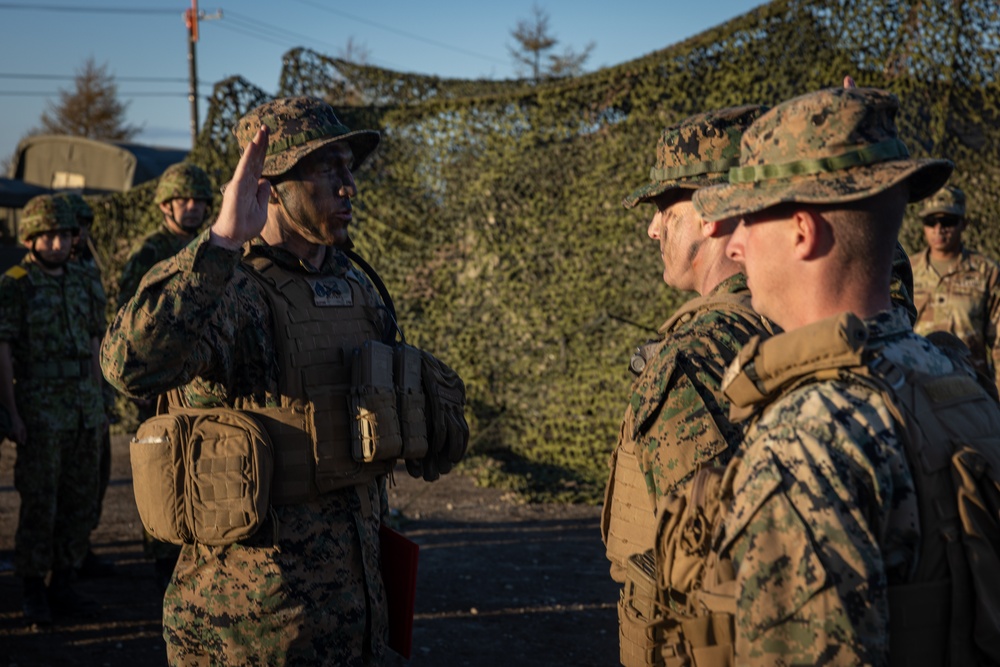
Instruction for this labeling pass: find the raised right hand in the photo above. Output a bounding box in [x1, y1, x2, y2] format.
[210, 125, 272, 250]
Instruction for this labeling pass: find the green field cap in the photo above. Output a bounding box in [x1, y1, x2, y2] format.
[920, 184, 965, 219]
[693, 87, 953, 221]
[233, 96, 380, 178]
[623, 105, 767, 209]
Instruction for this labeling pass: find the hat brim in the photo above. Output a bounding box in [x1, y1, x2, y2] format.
[922, 205, 965, 219]
[262, 129, 381, 178]
[693, 158, 954, 222]
[622, 173, 727, 210]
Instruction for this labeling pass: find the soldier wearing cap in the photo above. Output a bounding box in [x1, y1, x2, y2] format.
[909, 184, 1000, 387]
[117, 162, 214, 313]
[600, 106, 775, 666]
[52, 191, 117, 580]
[101, 97, 468, 665]
[667, 86, 996, 665]
[0, 194, 107, 625]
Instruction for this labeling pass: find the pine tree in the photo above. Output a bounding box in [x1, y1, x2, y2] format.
[39, 57, 140, 140]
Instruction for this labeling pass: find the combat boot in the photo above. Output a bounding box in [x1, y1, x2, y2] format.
[21, 576, 52, 626]
[48, 569, 97, 618]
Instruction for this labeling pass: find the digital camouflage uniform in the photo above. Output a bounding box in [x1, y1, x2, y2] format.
[0, 196, 105, 578]
[911, 248, 1000, 384]
[604, 106, 770, 586]
[689, 87, 956, 665]
[54, 192, 116, 540]
[102, 98, 391, 666]
[103, 231, 391, 666]
[718, 309, 949, 665]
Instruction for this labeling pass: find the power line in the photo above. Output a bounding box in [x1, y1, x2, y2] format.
[0, 3, 177, 13]
[0, 72, 210, 86]
[289, 0, 507, 66]
[0, 91, 202, 98]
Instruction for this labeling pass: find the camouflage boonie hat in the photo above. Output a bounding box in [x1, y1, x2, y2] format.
[920, 184, 965, 219]
[693, 87, 954, 221]
[53, 192, 94, 226]
[232, 96, 380, 178]
[623, 105, 767, 209]
[155, 162, 213, 204]
[19, 194, 77, 244]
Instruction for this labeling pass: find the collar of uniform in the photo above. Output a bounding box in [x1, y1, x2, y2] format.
[712, 271, 749, 296]
[246, 237, 352, 276]
[863, 306, 912, 341]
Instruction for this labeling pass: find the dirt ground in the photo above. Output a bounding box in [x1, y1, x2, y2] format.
[0, 435, 620, 667]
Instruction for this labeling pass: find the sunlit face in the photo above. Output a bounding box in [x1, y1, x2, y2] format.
[646, 192, 704, 292]
[27, 228, 76, 267]
[160, 197, 209, 235]
[273, 142, 357, 246]
[922, 214, 965, 256]
[726, 204, 796, 325]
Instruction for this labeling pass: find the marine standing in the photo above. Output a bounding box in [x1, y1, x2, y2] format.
[909, 184, 1000, 387]
[102, 97, 468, 665]
[685, 86, 973, 664]
[0, 194, 107, 625]
[600, 106, 774, 665]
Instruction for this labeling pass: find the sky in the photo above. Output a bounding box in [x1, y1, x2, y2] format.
[0, 0, 765, 165]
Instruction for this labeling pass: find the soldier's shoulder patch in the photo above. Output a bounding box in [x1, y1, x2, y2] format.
[3, 265, 27, 280]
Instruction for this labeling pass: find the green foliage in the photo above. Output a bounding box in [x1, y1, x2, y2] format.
[90, 0, 1000, 500]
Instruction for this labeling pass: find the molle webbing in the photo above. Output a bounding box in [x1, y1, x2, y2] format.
[602, 414, 657, 582]
[240, 254, 391, 503]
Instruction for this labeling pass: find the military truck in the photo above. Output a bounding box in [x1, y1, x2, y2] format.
[2, 134, 187, 244]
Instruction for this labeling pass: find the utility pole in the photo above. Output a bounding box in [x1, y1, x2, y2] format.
[183, 1, 223, 149]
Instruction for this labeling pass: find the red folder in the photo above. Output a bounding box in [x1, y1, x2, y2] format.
[379, 525, 419, 659]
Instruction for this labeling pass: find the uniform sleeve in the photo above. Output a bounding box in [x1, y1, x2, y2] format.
[630, 326, 745, 501]
[101, 230, 246, 399]
[0, 274, 25, 343]
[720, 409, 892, 666]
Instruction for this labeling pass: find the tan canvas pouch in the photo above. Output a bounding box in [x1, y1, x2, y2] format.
[394, 343, 429, 460]
[350, 340, 403, 462]
[130, 407, 274, 546]
[131, 414, 192, 544]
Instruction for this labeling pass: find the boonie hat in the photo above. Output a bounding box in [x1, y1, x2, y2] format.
[233, 96, 380, 178]
[623, 105, 767, 209]
[693, 87, 953, 221]
[920, 184, 965, 219]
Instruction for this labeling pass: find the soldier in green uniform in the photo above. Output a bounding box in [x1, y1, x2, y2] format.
[685, 86, 959, 665]
[117, 162, 213, 312]
[0, 195, 107, 625]
[102, 97, 467, 665]
[116, 164, 213, 589]
[53, 192, 117, 579]
[909, 184, 1000, 388]
[600, 106, 775, 666]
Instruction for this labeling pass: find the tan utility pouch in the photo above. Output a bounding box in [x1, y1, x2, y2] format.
[394, 344, 429, 459]
[350, 341, 403, 463]
[130, 408, 273, 546]
[619, 550, 670, 667]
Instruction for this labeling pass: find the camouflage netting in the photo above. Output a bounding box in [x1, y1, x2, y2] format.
[90, 0, 1000, 502]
